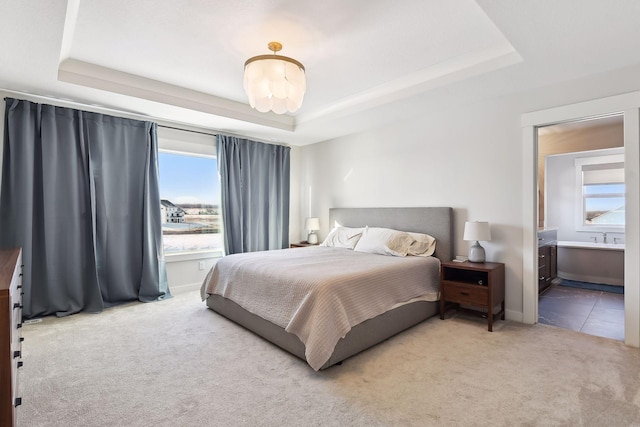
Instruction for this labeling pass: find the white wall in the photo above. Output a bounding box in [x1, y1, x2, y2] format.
[296, 63, 640, 321]
[546, 149, 625, 243]
[165, 254, 218, 294]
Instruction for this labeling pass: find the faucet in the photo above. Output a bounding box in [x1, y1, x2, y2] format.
[602, 232, 607, 244]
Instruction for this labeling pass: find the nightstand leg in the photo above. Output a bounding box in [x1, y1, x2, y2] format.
[501, 300, 505, 320]
[488, 304, 493, 332]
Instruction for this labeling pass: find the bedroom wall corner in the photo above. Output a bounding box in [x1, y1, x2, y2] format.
[289, 145, 302, 245]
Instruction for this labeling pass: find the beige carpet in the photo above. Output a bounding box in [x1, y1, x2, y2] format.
[18, 290, 640, 426]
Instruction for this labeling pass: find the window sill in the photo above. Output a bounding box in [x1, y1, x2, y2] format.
[165, 250, 223, 263]
[576, 226, 625, 233]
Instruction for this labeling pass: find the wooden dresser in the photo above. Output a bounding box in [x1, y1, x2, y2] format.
[0, 248, 23, 427]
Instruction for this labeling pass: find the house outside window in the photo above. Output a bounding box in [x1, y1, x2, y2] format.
[575, 154, 625, 231]
[160, 200, 186, 223]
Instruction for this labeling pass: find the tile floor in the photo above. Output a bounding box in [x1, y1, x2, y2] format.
[538, 284, 624, 341]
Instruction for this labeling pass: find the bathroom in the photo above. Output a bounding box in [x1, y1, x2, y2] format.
[537, 115, 625, 340]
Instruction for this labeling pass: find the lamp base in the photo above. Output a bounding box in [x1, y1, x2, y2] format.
[307, 231, 318, 245]
[468, 241, 486, 263]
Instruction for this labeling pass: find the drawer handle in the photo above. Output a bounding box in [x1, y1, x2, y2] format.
[17, 323, 22, 329]
[13, 303, 22, 309]
[13, 350, 20, 359]
[20, 337, 24, 342]
[538, 255, 545, 259]
[14, 397, 22, 407]
[460, 291, 470, 296]
[539, 276, 545, 280]
[17, 361, 23, 368]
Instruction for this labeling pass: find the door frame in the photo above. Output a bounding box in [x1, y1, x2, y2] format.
[521, 91, 640, 347]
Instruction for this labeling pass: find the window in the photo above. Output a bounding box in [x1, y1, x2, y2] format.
[575, 154, 624, 230]
[158, 151, 222, 254]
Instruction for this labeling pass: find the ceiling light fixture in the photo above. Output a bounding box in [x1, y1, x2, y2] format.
[243, 41, 306, 114]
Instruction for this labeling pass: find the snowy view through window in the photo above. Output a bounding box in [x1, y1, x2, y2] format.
[158, 152, 222, 253]
[584, 183, 625, 226]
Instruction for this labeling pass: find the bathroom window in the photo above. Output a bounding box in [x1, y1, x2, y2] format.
[575, 154, 625, 231]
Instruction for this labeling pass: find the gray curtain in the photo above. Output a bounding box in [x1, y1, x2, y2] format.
[0, 98, 170, 318]
[217, 135, 290, 254]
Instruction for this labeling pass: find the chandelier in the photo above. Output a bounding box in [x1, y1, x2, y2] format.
[243, 42, 306, 114]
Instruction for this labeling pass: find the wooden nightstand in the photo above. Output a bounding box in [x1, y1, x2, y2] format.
[290, 241, 318, 248]
[439, 261, 505, 331]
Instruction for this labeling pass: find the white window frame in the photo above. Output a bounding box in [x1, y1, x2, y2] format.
[574, 153, 625, 232]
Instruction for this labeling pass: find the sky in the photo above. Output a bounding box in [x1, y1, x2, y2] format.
[584, 184, 625, 211]
[158, 152, 219, 205]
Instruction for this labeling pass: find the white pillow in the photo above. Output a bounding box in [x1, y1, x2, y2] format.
[320, 227, 364, 249]
[407, 232, 437, 257]
[354, 227, 414, 257]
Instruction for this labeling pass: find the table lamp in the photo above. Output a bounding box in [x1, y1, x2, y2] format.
[305, 217, 320, 244]
[463, 221, 491, 263]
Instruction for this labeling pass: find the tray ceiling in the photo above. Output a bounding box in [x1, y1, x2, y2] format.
[1, 1, 640, 145]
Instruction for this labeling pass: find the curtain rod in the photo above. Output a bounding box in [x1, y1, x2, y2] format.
[3, 93, 218, 138]
[157, 124, 217, 137]
[2, 92, 289, 146]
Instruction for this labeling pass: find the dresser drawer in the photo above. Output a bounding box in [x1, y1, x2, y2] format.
[443, 281, 488, 306]
[1, 248, 22, 427]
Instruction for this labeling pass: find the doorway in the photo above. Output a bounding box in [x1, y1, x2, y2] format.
[521, 90, 640, 347]
[536, 116, 625, 340]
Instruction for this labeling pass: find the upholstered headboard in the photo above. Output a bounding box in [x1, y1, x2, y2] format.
[328, 207, 454, 262]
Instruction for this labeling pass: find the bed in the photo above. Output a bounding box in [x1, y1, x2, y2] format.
[201, 207, 453, 370]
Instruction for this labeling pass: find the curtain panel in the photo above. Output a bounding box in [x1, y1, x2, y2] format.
[217, 135, 290, 254]
[0, 98, 170, 318]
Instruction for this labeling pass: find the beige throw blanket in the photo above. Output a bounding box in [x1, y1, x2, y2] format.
[203, 246, 440, 370]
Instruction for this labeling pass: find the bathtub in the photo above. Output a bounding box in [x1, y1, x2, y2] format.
[557, 241, 624, 287]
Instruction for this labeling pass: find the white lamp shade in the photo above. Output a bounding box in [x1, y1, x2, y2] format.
[463, 221, 491, 241]
[305, 217, 320, 231]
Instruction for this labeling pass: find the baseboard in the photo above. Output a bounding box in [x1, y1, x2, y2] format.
[505, 309, 524, 323]
[170, 282, 201, 295]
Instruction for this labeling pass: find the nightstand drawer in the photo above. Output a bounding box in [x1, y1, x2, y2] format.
[440, 261, 505, 331]
[443, 281, 487, 305]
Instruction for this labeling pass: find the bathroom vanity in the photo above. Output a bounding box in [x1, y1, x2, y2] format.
[538, 229, 558, 294]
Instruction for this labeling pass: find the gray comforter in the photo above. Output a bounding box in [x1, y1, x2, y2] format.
[202, 246, 440, 370]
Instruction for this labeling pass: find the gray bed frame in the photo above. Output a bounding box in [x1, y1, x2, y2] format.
[206, 207, 454, 370]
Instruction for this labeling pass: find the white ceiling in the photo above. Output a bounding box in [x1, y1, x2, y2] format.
[1, 0, 640, 146]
